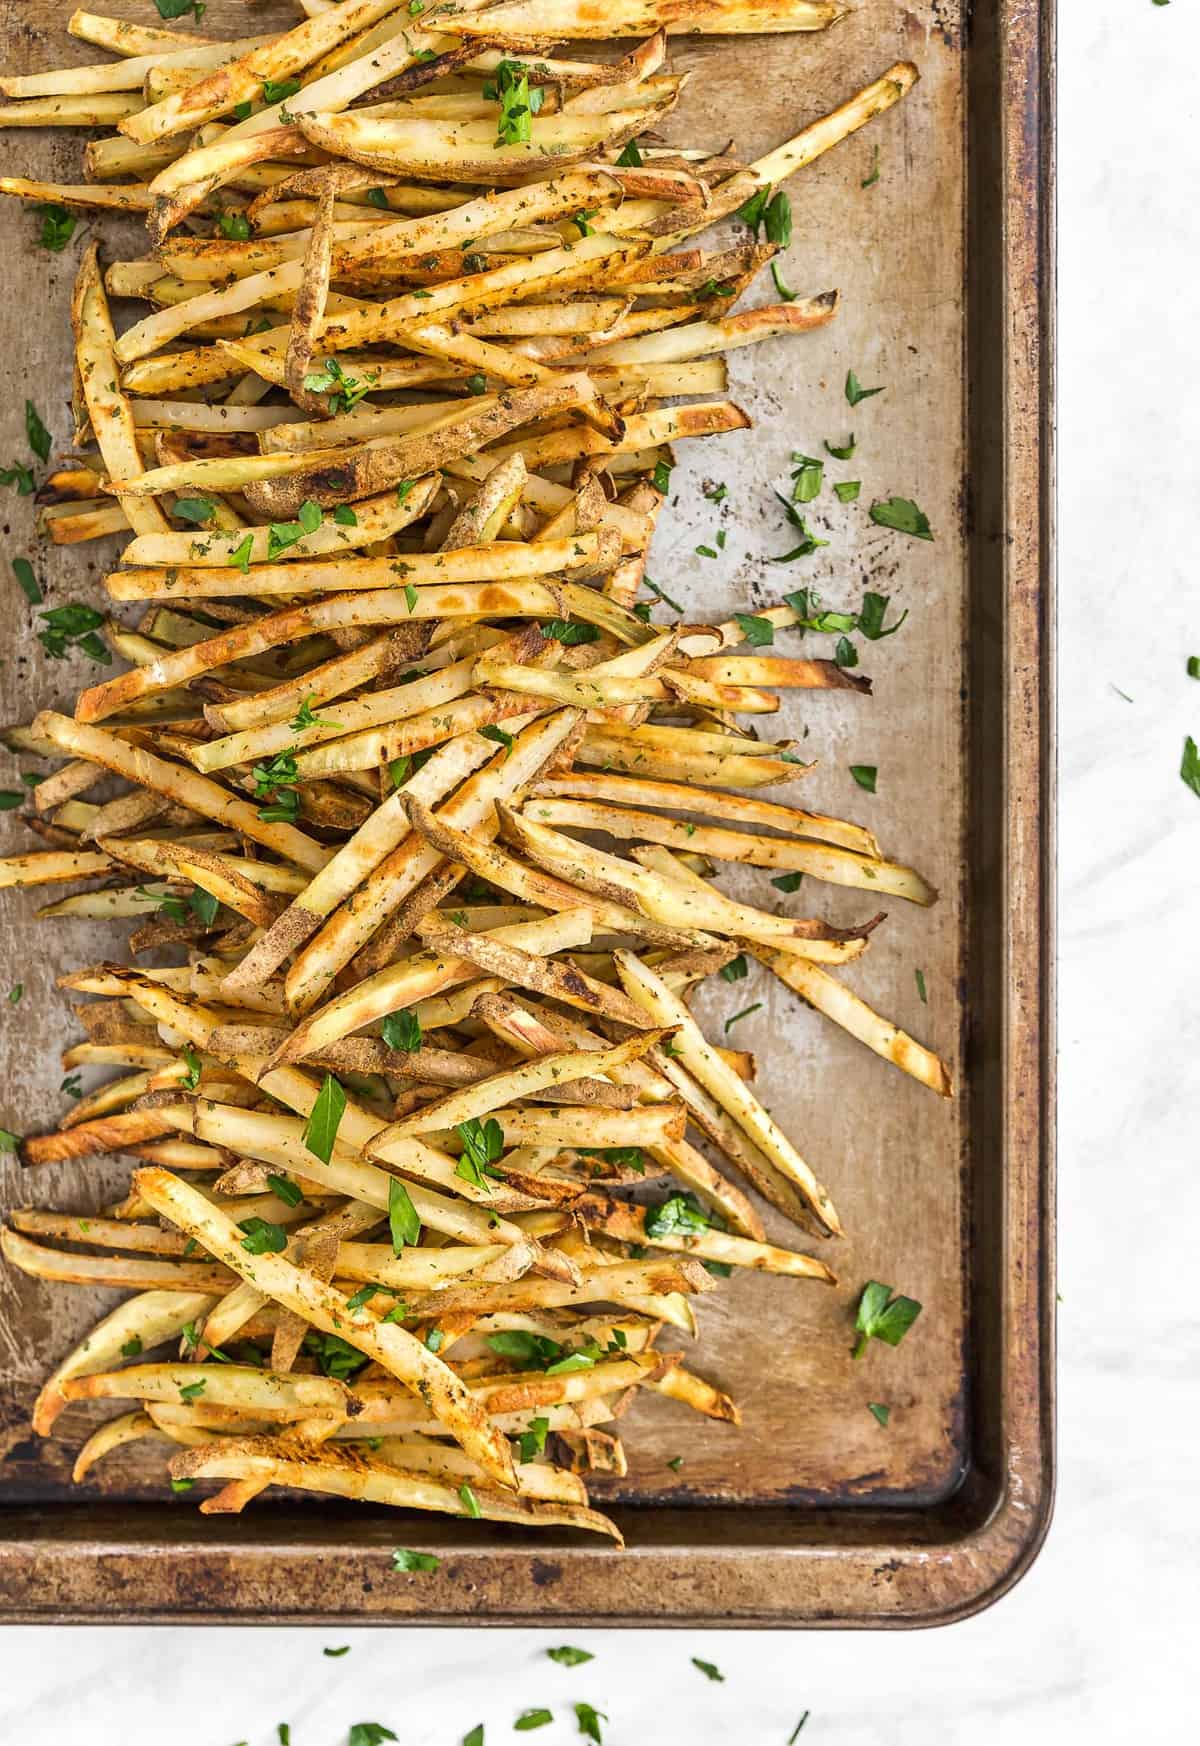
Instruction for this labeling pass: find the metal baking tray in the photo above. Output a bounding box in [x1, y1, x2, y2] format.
[0, 0, 1054, 1625]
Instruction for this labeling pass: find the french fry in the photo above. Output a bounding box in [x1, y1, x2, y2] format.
[436, 1, 841, 38]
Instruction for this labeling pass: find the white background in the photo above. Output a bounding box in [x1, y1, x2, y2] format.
[2, 3, 1196, 1741]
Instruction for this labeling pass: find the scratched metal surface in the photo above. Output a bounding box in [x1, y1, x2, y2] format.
[0, 0, 1050, 1628]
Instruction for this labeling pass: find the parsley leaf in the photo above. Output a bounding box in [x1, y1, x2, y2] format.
[849, 764, 877, 793]
[238, 1217, 287, 1255]
[515, 1414, 550, 1463]
[262, 78, 301, 106]
[173, 496, 216, 524]
[290, 694, 336, 732]
[574, 1703, 607, 1743]
[548, 1646, 593, 1667]
[616, 136, 643, 166]
[723, 1002, 761, 1033]
[516, 1712, 553, 1731]
[720, 954, 748, 982]
[154, 0, 206, 18]
[381, 1009, 422, 1052]
[852, 1280, 922, 1358]
[734, 612, 774, 647]
[644, 1192, 709, 1239]
[456, 1116, 504, 1188]
[0, 461, 35, 496]
[541, 619, 599, 646]
[0, 1128, 19, 1154]
[35, 203, 76, 253]
[833, 480, 861, 503]
[772, 870, 804, 893]
[217, 210, 251, 242]
[915, 968, 927, 1004]
[459, 1481, 482, 1519]
[845, 369, 885, 407]
[303, 1073, 346, 1164]
[477, 723, 513, 759]
[692, 1658, 724, 1682]
[25, 400, 51, 463]
[387, 1175, 420, 1254]
[868, 1401, 891, 1427]
[180, 1044, 202, 1092]
[348, 1727, 397, 1746]
[266, 1173, 303, 1208]
[869, 495, 934, 541]
[486, 59, 542, 147]
[392, 1547, 439, 1572]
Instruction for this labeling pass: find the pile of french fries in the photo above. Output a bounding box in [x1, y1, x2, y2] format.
[0, 1, 944, 1544]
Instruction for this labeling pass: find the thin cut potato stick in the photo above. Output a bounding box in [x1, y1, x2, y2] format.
[132, 1167, 517, 1490]
[613, 948, 843, 1236]
[106, 532, 620, 601]
[528, 797, 936, 903]
[437, 1, 841, 38]
[31, 1288, 217, 1436]
[751, 945, 954, 1098]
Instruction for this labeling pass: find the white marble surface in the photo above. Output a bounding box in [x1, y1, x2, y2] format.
[2, 3, 1196, 1740]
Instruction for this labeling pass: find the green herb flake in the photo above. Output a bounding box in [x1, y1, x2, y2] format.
[852, 1279, 923, 1359]
[1181, 736, 1200, 797]
[173, 496, 215, 525]
[217, 210, 251, 242]
[772, 871, 804, 893]
[392, 1546, 440, 1572]
[692, 1658, 724, 1682]
[825, 434, 856, 460]
[862, 143, 881, 188]
[789, 1714, 811, 1742]
[547, 1646, 593, 1667]
[845, 369, 885, 407]
[515, 1711, 553, 1732]
[178, 1379, 205, 1403]
[915, 968, 927, 1004]
[463, 1729, 484, 1746]
[381, 1008, 422, 1053]
[170, 1477, 195, 1493]
[515, 1414, 550, 1462]
[238, 1217, 287, 1255]
[35, 203, 76, 253]
[849, 764, 877, 793]
[229, 534, 254, 574]
[834, 480, 861, 503]
[477, 723, 514, 759]
[719, 954, 748, 982]
[644, 1192, 709, 1240]
[790, 453, 823, 503]
[266, 1173, 303, 1208]
[667, 1455, 683, 1471]
[1188, 657, 1200, 679]
[302, 1072, 346, 1164]
[574, 1704, 607, 1744]
[348, 1727, 397, 1746]
[834, 635, 858, 668]
[869, 495, 934, 541]
[12, 557, 41, 604]
[180, 1043, 202, 1092]
[25, 400, 51, 462]
[387, 1175, 421, 1254]
[0, 791, 21, 811]
[333, 504, 358, 526]
[541, 618, 599, 646]
[120, 1335, 143, 1358]
[0, 460, 35, 496]
[262, 78, 301, 105]
[616, 136, 643, 166]
[652, 459, 672, 494]
[734, 612, 774, 648]
[868, 1401, 891, 1427]
[723, 1002, 762, 1033]
[459, 1481, 482, 1519]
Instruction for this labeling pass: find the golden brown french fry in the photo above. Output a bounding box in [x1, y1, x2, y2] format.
[751, 946, 954, 1098]
[436, 0, 841, 38]
[613, 949, 843, 1236]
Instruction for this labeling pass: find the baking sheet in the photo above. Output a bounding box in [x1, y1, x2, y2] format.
[0, 0, 1054, 1625]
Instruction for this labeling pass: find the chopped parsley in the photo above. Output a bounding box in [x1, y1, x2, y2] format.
[12, 557, 40, 602]
[515, 1712, 553, 1731]
[692, 1658, 724, 1682]
[574, 1704, 607, 1744]
[456, 1116, 504, 1188]
[392, 1547, 440, 1572]
[387, 1175, 420, 1254]
[547, 1646, 593, 1667]
[266, 1173, 303, 1208]
[35, 203, 76, 253]
[302, 1072, 346, 1164]
[723, 1002, 761, 1032]
[852, 1280, 922, 1359]
[458, 1482, 482, 1519]
[868, 1402, 891, 1427]
[217, 210, 251, 242]
[869, 495, 934, 541]
[915, 968, 927, 1004]
[734, 612, 774, 647]
[720, 954, 748, 982]
[381, 1009, 422, 1052]
[485, 59, 544, 147]
[238, 1217, 287, 1255]
[541, 619, 599, 645]
[849, 764, 877, 793]
[644, 1192, 709, 1239]
[845, 369, 885, 407]
[477, 723, 513, 759]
